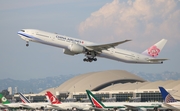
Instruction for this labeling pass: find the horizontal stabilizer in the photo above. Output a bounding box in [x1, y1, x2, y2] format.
[48, 104, 59, 107]
[85, 40, 131, 52]
[148, 58, 168, 62]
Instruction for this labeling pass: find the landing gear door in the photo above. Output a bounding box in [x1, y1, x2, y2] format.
[110, 48, 115, 55]
[52, 35, 56, 41]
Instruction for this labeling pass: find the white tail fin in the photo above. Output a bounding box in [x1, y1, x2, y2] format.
[142, 39, 167, 57]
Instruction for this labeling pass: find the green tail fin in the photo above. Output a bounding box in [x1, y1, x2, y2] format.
[86, 90, 106, 108]
[0, 93, 10, 104]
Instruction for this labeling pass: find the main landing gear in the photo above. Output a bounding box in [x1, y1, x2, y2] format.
[26, 41, 29, 47]
[83, 51, 97, 62]
[83, 58, 97, 62]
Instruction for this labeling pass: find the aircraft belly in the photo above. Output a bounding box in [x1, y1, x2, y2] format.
[20, 36, 32, 42]
[99, 50, 137, 63]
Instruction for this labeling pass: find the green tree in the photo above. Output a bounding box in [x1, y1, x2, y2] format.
[0, 89, 9, 97]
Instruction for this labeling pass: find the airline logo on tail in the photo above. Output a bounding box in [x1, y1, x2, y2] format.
[91, 97, 103, 108]
[86, 90, 104, 109]
[142, 39, 167, 57]
[159, 87, 177, 103]
[46, 91, 61, 104]
[0, 94, 10, 104]
[19, 92, 31, 103]
[165, 94, 177, 103]
[148, 46, 160, 57]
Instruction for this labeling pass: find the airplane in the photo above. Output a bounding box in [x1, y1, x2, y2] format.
[159, 87, 180, 110]
[0, 93, 10, 109]
[86, 90, 163, 111]
[45, 91, 91, 111]
[0, 92, 53, 110]
[17, 29, 168, 63]
[0, 93, 27, 109]
[17, 92, 54, 110]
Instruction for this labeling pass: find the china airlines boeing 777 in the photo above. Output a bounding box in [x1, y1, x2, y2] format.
[18, 29, 168, 63]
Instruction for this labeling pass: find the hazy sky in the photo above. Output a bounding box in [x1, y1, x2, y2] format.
[1, 0, 180, 80]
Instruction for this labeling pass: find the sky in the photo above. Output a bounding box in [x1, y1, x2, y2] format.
[0, 0, 180, 80]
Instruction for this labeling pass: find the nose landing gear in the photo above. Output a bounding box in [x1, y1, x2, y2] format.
[26, 41, 29, 47]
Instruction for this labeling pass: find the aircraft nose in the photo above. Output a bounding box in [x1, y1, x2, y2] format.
[17, 31, 21, 35]
[17, 29, 26, 36]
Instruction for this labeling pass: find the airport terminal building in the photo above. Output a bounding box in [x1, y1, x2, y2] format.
[14, 70, 180, 102]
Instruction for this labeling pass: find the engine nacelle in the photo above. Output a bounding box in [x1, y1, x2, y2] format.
[139, 108, 147, 111]
[40, 106, 45, 110]
[72, 107, 77, 111]
[68, 43, 85, 54]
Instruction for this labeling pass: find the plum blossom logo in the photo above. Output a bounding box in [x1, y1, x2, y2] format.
[148, 45, 160, 57]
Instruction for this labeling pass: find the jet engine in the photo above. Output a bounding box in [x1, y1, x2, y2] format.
[40, 106, 44, 110]
[68, 43, 85, 54]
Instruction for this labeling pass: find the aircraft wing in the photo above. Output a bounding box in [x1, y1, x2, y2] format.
[85, 40, 131, 52]
[48, 104, 61, 108]
[163, 103, 173, 108]
[48, 104, 71, 110]
[148, 59, 168, 62]
[124, 105, 139, 110]
[162, 103, 177, 109]
[20, 104, 33, 108]
[1, 104, 10, 108]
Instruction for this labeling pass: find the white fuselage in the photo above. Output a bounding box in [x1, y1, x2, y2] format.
[1, 103, 23, 108]
[19, 102, 52, 109]
[92, 102, 163, 111]
[49, 102, 91, 110]
[17, 29, 163, 64]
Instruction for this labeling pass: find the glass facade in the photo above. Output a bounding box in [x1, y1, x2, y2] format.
[141, 93, 163, 102]
[73, 93, 109, 102]
[112, 93, 133, 102]
[73, 92, 162, 102]
[13, 92, 163, 102]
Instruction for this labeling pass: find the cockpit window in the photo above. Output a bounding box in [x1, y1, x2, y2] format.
[21, 30, 25, 32]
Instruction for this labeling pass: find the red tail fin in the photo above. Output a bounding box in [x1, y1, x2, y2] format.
[46, 91, 61, 104]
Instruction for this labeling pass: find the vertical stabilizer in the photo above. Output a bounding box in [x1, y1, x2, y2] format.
[142, 39, 167, 57]
[86, 90, 106, 109]
[159, 87, 177, 103]
[0, 94, 10, 104]
[19, 92, 31, 103]
[46, 91, 61, 104]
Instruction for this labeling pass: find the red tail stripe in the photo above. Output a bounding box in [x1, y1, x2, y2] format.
[46, 91, 61, 104]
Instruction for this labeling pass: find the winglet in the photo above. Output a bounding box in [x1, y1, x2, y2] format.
[19, 92, 31, 103]
[142, 39, 167, 57]
[159, 87, 177, 103]
[86, 90, 105, 109]
[45, 91, 61, 104]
